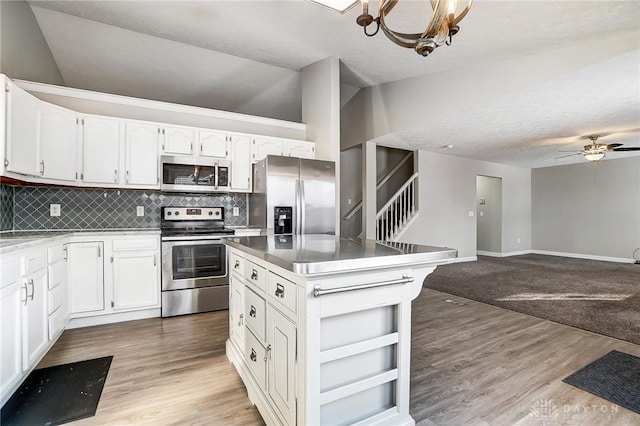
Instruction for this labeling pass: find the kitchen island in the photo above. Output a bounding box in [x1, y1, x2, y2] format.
[224, 235, 456, 426]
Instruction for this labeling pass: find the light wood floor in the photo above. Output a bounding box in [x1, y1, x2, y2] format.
[39, 289, 640, 425]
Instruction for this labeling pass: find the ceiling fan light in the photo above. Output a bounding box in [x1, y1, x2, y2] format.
[584, 152, 605, 161]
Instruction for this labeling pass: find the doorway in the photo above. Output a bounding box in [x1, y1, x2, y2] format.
[476, 175, 502, 255]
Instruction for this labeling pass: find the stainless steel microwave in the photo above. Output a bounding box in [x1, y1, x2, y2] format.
[161, 156, 230, 193]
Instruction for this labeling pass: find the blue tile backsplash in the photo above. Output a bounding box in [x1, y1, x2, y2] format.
[3, 185, 247, 231]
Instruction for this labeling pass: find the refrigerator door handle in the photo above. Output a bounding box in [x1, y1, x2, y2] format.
[295, 179, 301, 234]
[300, 180, 306, 234]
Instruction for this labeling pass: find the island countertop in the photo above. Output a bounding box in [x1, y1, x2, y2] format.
[223, 234, 457, 275]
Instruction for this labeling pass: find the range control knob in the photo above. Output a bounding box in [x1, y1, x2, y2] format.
[208, 211, 213, 216]
[215, 211, 220, 216]
[175, 212, 180, 216]
[167, 211, 172, 216]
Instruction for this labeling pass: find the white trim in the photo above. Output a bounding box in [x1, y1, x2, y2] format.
[447, 256, 477, 264]
[393, 212, 419, 241]
[531, 250, 635, 264]
[66, 308, 160, 329]
[476, 250, 533, 258]
[14, 78, 306, 132]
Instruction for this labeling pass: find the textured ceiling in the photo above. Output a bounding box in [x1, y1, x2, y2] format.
[27, 0, 640, 168]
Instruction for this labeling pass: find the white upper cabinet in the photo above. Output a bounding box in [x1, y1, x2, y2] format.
[125, 122, 160, 187]
[39, 103, 78, 181]
[6, 82, 41, 176]
[162, 125, 194, 155]
[284, 140, 315, 159]
[199, 129, 228, 158]
[230, 134, 252, 192]
[252, 137, 283, 163]
[82, 116, 121, 185]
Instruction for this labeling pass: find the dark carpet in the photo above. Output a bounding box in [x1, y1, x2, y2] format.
[423, 254, 640, 344]
[1, 356, 112, 426]
[563, 350, 640, 414]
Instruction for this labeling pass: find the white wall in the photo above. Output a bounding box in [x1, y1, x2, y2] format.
[0, 0, 64, 85]
[476, 175, 503, 253]
[398, 151, 531, 260]
[532, 156, 640, 261]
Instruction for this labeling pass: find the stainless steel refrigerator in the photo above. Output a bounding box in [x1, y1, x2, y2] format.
[249, 155, 336, 235]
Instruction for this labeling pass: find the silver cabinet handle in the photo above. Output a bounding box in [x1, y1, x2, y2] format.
[97, 245, 101, 257]
[153, 254, 157, 266]
[264, 344, 271, 361]
[250, 269, 258, 280]
[237, 313, 244, 326]
[22, 284, 28, 306]
[234, 260, 240, 269]
[114, 170, 118, 182]
[200, 143, 203, 153]
[313, 274, 414, 298]
[275, 283, 285, 298]
[40, 160, 45, 175]
[249, 305, 256, 317]
[250, 349, 257, 362]
[63, 247, 68, 261]
[28, 279, 34, 301]
[126, 170, 129, 183]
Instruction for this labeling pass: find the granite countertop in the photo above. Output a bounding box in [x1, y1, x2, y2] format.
[0, 229, 161, 253]
[224, 234, 457, 275]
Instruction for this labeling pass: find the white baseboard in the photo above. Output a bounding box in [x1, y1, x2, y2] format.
[448, 256, 477, 263]
[531, 250, 636, 264]
[477, 250, 533, 258]
[66, 308, 161, 329]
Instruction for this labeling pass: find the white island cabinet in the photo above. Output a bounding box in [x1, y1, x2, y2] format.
[225, 235, 456, 426]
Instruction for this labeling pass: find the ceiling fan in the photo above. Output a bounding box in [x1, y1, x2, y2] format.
[556, 134, 640, 162]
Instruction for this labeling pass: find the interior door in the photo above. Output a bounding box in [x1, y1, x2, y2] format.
[300, 159, 335, 235]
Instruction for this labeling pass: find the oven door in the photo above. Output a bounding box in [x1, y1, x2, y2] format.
[162, 239, 228, 291]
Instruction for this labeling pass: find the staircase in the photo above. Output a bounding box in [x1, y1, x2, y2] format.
[376, 172, 419, 241]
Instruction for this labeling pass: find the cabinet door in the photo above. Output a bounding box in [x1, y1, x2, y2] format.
[252, 137, 283, 163]
[284, 141, 315, 160]
[112, 251, 159, 311]
[83, 116, 121, 185]
[67, 242, 104, 314]
[6, 82, 41, 176]
[230, 274, 245, 352]
[230, 135, 252, 192]
[199, 130, 228, 158]
[40, 103, 78, 181]
[267, 305, 297, 425]
[162, 125, 194, 155]
[0, 281, 22, 399]
[125, 122, 159, 186]
[22, 269, 48, 370]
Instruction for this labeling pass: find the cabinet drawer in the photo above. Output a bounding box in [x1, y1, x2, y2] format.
[48, 259, 67, 290]
[244, 286, 266, 342]
[112, 237, 158, 252]
[48, 306, 66, 340]
[268, 272, 297, 316]
[229, 251, 245, 276]
[47, 245, 66, 263]
[244, 329, 267, 390]
[244, 260, 266, 292]
[21, 249, 46, 276]
[0, 257, 20, 289]
[48, 281, 65, 315]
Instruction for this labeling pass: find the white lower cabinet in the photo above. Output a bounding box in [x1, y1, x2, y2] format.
[112, 250, 159, 310]
[0, 258, 23, 403]
[267, 305, 297, 425]
[229, 272, 245, 354]
[67, 242, 105, 314]
[21, 260, 48, 370]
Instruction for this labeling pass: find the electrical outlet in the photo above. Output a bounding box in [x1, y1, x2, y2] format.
[50, 204, 61, 217]
[347, 198, 352, 205]
[232, 207, 240, 217]
[136, 206, 144, 217]
[468, 211, 474, 217]
[517, 237, 521, 244]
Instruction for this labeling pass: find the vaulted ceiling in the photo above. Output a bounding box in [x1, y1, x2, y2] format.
[27, 0, 640, 168]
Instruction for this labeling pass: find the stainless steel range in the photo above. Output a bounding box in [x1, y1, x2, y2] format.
[161, 206, 234, 317]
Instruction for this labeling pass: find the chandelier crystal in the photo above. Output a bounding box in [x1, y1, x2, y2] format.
[356, 0, 473, 56]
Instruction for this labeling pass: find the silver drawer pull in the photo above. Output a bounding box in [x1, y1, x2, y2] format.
[275, 283, 285, 298]
[250, 269, 258, 280]
[313, 275, 414, 298]
[250, 349, 257, 362]
[249, 305, 256, 318]
[234, 260, 240, 269]
[264, 344, 271, 361]
[22, 284, 28, 306]
[237, 313, 244, 326]
[28, 279, 35, 301]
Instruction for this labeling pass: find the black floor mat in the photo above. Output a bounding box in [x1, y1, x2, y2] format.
[563, 350, 640, 414]
[1, 356, 113, 426]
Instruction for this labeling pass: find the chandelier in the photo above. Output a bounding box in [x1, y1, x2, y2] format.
[356, 0, 473, 57]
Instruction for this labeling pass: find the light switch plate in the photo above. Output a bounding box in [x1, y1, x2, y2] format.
[232, 207, 240, 217]
[136, 206, 144, 217]
[50, 204, 61, 217]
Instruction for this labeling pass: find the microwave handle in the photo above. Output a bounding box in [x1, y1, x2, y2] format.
[214, 162, 219, 190]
